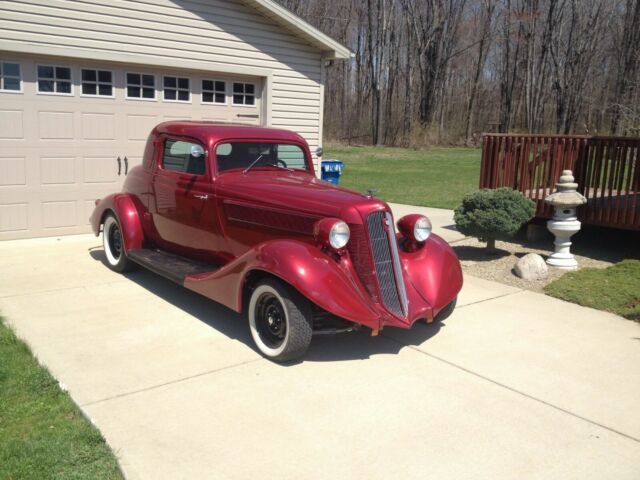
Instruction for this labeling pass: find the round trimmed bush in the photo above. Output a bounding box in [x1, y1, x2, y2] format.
[454, 188, 536, 251]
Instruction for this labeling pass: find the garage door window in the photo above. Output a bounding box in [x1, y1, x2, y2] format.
[232, 82, 255, 106]
[202, 80, 226, 104]
[126, 73, 155, 100]
[81, 69, 113, 97]
[163, 76, 190, 102]
[37, 65, 72, 95]
[162, 139, 206, 175]
[0, 62, 21, 92]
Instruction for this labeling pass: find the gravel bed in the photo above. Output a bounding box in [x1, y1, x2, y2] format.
[449, 225, 639, 293]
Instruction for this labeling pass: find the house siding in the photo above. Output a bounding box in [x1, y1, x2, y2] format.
[0, 0, 324, 166]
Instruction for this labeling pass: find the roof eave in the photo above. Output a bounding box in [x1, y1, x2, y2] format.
[243, 0, 352, 60]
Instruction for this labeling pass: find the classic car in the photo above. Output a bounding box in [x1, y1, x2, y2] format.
[91, 121, 463, 361]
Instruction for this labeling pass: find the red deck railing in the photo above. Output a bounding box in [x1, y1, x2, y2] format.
[480, 134, 640, 231]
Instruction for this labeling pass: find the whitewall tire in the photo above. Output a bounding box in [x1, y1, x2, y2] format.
[248, 279, 313, 362]
[103, 213, 136, 273]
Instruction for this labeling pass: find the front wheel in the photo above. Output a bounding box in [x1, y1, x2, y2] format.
[103, 213, 136, 273]
[248, 279, 313, 362]
[434, 296, 457, 322]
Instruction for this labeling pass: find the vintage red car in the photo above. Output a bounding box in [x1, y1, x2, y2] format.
[91, 121, 462, 361]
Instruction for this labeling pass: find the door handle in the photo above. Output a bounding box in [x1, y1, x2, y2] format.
[124, 156, 128, 175]
[117, 156, 121, 176]
[193, 194, 209, 200]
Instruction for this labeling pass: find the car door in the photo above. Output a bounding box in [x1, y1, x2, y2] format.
[148, 136, 220, 259]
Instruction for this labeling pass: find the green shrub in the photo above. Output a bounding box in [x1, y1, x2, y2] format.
[454, 188, 536, 251]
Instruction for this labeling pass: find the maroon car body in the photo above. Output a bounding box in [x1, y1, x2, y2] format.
[91, 121, 462, 360]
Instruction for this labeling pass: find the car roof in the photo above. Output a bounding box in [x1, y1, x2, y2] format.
[154, 121, 307, 145]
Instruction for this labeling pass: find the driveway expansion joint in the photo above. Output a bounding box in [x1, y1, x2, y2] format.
[456, 289, 525, 309]
[81, 357, 264, 408]
[382, 333, 640, 444]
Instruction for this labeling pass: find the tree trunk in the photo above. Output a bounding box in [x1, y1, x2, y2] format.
[485, 238, 496, 253]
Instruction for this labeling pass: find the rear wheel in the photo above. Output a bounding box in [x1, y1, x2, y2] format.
[103, 213, 136, 273]
[248, 279, 313, 362]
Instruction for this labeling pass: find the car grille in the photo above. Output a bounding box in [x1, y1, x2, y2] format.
[348, 211, 408, 318]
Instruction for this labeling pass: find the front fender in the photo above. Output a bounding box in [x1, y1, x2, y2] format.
[184, 240, 381, 328]
[90, 193, 144, 254]
[400, 233, 463, 315]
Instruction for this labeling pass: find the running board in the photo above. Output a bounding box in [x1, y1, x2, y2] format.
[127, 248, 218, 284]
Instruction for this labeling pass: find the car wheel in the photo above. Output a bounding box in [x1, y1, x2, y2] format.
[103, 213, 136, 273]
[248, 279, 313, 362]
[434, 296, 457, 322]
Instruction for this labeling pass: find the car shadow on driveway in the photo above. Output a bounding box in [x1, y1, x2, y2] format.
[89, 248, 443, 363]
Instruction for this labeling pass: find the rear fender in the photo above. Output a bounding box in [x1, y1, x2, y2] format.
[184, 240, 380, 328]
[90, 193, 144, 254]
[400, 233, 463, 316]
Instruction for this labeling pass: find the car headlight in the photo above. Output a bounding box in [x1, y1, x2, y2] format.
[329, 221, 350, 249]
[397, 214, 432, 244]
[413, 216, 432, 242]
[314, 218, 350, 250]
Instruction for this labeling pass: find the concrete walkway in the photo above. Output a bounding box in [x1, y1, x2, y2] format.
[1, 216, 639, 479]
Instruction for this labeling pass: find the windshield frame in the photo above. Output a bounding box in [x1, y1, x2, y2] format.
[212, 139, 314, 176]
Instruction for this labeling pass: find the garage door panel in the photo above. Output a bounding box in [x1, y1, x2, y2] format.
[41, 156, 76, 184]
[83, 156, 120, 184]
[126, 114, 159, 141]
[81, 113, 116, 140]
[42, 200, 77, 229]
[0, 110, 25, 139]
[0, 157, 27, 186]
[0, 203, 29, 233]
[38, 111, 75, 140]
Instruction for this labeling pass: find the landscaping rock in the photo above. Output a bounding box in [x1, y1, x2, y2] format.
[514, 253, 548, 280]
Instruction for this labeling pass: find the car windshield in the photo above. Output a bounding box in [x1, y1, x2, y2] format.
[216, 142, 309, 173]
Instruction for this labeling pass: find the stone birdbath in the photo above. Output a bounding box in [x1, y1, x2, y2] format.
[544, 170, 587, 269]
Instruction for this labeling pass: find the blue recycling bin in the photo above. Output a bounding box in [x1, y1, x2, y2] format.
[320, 160, 344, 185]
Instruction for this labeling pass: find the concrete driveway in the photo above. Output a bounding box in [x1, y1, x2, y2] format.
[1, 215, 639, 479]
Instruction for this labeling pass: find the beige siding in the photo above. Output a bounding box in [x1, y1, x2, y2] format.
[0, 0, 324, 157]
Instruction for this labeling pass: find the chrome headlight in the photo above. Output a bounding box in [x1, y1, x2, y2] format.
[413, 216, 432, 242]
[329, 221, 350, 249]
[314, 218, 350, 250]
[397, 214, 432, 244]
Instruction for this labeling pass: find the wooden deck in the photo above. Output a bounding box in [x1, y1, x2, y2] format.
[481, 134, 640, 231]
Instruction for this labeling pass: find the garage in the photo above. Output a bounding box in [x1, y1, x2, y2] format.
[0, 56, 263, 238]
[0, 0, 350, 240]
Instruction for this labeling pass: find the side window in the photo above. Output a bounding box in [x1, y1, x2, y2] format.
[277, 145, 307, 169]
[0, 62, 21, 92]
[162, 139, 206, 175]
[81, 69, 113, 96]
[37, 65, 72, 94]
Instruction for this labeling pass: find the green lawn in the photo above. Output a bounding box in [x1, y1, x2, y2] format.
[0, 318, 123, 480]
[544, 260, 640, 321]
[325, 144, 481, 209]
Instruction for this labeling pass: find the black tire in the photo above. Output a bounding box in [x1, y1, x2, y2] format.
[102, 213, 136, 273]
[434, 296, 457, 322]
[248, 279, 313, 362]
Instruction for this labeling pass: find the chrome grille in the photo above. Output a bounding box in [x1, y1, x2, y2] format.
[366, 211, 408, 317]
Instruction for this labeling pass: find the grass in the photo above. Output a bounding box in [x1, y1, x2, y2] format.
[325, 144, 481, 209]
[0, 318, 123, 480]
[544, 260, 640, 321]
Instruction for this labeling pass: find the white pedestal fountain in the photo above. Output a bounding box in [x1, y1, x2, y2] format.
[544, 170, 587, 269]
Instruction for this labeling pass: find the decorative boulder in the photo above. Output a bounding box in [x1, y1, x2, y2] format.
[514, 253, 548, 280]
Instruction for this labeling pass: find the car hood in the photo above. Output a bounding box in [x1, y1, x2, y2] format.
[216, 170, 386, 220]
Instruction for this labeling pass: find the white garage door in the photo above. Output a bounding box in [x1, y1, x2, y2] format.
[0, 54, 262, 240]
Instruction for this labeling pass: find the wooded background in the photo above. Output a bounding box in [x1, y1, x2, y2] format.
[277, 0, 640, 146]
